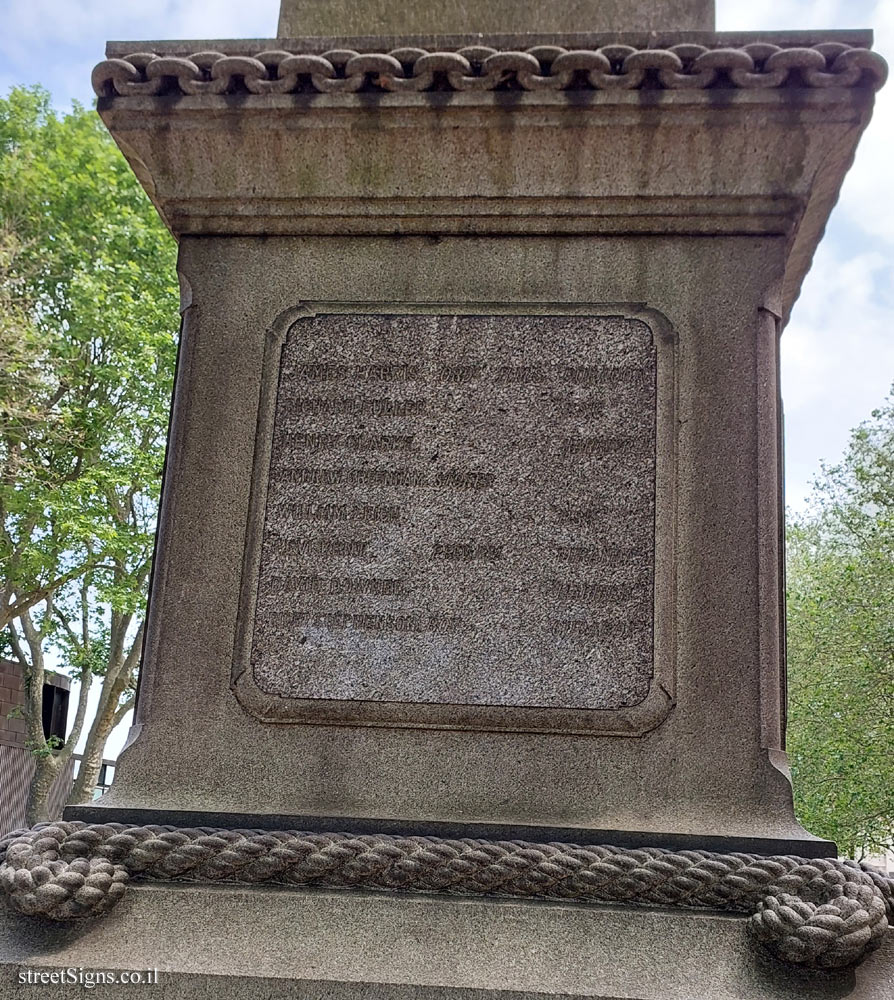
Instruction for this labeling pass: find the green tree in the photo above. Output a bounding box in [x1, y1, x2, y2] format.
[786, 393, 894, 858]
[0, 87, 178, 822]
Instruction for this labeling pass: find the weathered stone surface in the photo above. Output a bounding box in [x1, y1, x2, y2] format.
[246, 313, 659, 720]
[277, 0, 715, 36]
[67, 235, 816, 849]
[0, 884, 891, 999]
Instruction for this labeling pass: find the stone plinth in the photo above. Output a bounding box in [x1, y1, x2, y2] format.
[1, 884, 893, 1000]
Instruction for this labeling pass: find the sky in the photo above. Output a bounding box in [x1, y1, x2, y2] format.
[1, 0, 892, 758]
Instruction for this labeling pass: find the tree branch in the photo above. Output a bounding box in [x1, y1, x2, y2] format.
[57, 669, 93, 766]
[17, 608, 47, 748]
[0, 559, 97, 631]
[111, 693, 135, 730]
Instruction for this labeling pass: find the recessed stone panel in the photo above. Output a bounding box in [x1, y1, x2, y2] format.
[247, 314, 658, 716]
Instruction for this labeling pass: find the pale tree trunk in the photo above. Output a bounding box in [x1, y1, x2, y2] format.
[67, 621, 142, 806]
[9, 602, 93, 826]
[68, 684, 134, 804]
[9, 608, 52, 826]
[25, 756, 60, 825]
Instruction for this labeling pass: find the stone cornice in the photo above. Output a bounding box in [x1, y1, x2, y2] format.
[91, 32, 884, 320]
[92, 39, 887, 99]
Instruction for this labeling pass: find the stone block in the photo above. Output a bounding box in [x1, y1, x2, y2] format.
[0, 884, 891, 999]
[65, 234, 825, 852]
[238, 312, 670, 733]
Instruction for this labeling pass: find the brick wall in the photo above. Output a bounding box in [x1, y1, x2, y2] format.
[0, 659, 71, 748]
[0, 658, 27, 748]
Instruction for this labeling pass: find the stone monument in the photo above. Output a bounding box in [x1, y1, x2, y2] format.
[1, 0, 891, 996]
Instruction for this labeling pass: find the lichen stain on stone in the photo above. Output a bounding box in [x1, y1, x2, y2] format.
[481, 113, 520, 196]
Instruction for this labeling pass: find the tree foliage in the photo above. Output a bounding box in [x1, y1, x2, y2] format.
[0, 86, 178, 821]
[787, 392, 894, 858]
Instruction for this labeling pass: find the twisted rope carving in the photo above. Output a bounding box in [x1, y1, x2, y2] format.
[2, 822, 892, 969]
[92, 42, 887, 98]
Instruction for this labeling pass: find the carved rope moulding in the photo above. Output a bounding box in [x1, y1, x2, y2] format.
[92, 42, 888, 97]
[3, 822, 894, 971]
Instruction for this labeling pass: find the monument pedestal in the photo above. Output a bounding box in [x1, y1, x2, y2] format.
[1, 0, 891, 995]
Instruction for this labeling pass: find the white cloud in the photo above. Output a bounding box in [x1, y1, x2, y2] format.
[781, 242, 894, 507]
[0, 0, 280, 108]
[1, 0, 280, 47]
[837, 0, 894, 245]
[719, 1, 894, 507]
[717, 0, 855, 31]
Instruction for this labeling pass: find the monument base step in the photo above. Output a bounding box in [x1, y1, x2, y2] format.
[0, 883, 891, 999]
[62, 805, 838, 859]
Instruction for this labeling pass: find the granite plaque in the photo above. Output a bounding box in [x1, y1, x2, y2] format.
[236, 311, 675, 733]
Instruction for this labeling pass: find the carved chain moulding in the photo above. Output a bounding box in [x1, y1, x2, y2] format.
[91, 42, 887, 98]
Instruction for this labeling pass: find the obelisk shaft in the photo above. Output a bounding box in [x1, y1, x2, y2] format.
[277, 0, 715, 37]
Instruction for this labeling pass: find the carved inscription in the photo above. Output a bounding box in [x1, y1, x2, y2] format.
[251, 315, 656, 710]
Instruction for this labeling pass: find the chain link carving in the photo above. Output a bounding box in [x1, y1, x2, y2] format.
[2, 821, 892, 970]
[92, 43, 887, 98]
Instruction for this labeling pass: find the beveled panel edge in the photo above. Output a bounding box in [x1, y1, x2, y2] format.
[232, 302, 677, 736]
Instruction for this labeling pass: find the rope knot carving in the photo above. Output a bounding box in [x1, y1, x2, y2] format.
[752, 869, 890, 969]
[0, 825, 128, 920]
[1, 822, 891, 970]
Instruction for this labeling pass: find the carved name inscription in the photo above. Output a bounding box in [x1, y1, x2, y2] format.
[251, 314, 656, 710]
